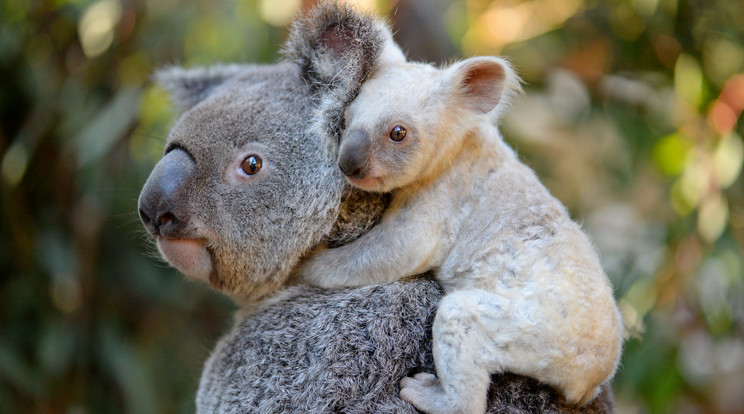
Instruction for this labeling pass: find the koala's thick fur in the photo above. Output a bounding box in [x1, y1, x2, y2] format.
[140, 61, 349, 305]
[138, 2, 618, 412]
[198, 278, 616, 413]
[297, 49, 625, 412]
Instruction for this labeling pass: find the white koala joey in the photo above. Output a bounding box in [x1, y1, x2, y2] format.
[296, 48, 624, 414]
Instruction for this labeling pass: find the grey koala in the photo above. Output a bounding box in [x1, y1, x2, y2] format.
[138, 2, 617, 412]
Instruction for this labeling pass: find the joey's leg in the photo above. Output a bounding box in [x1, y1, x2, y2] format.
[296, 214, 442, 289]
[400, 289, 559, 414]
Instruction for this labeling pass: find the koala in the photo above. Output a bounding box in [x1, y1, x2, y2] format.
[138, 2, 617, 412]
[295, 45, 625, 412]
[137, 61, 349, 306]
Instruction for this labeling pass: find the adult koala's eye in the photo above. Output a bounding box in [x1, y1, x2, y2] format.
[390, 126, 407, 142]
[241, 155, 262, 175]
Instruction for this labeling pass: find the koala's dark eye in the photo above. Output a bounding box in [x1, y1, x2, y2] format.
[241, 155, 262, 175]
[390, 126, 407, 142]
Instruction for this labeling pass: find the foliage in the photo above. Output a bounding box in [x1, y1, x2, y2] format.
[0, 0, 742, 413]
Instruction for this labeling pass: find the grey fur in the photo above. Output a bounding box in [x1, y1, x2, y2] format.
[197, 278, 615, 414]
[148, 62, 348, 303]
[323, 187, 391, 248]
[282, 1, 384, 90]
[140, 2, 617, 412]
[152, 64, 246, 110]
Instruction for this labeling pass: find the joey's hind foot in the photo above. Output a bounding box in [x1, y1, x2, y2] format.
[400, 373, 476, 414]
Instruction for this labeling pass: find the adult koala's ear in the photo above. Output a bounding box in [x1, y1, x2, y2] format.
[152, 64, 244, 111]
[444, 56, 523, 119]
[282, 1, 404, 90]
[282, 2, 405, 156]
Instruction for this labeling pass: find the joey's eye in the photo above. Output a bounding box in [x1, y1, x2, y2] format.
[241, 155, 262, 175]
[390, 126, 407, 142]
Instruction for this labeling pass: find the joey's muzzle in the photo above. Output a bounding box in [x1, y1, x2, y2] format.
[138, 148, 196, 238]
[338, 128, 371, 179]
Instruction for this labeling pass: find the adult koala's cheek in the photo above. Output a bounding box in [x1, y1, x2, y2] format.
[157, 237, 212, 283]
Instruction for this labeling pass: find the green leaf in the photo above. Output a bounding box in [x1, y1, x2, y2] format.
[652, 132, 692, 177]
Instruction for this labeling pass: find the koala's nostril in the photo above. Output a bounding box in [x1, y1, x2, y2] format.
[338, 161, 364, 179]
[138, 207, 179, 236]
[156, 212, 175, 228]
[139, 207, 163, 236]
[338, 162, 355, 177]
[139, 208, 152, 226]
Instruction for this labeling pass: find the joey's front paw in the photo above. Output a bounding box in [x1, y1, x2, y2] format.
[295, 256, 346, 289]
[563, 382, 601, 406]
[400, 373, 454, 414]
[294, 260, 325, 286]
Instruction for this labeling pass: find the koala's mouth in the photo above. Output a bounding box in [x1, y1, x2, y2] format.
[347, 175, 383, 191]
[157, 237, 213, 283]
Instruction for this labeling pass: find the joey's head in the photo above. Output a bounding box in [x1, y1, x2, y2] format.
[338, 56, 520, 192]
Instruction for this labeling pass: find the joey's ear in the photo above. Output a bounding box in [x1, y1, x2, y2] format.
[152, 64, 244, 111]
[282, 2, 403, 90]
[445, 57, 522, 117]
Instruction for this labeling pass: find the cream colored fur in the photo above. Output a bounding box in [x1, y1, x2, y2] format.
[297, 52, 624, 414]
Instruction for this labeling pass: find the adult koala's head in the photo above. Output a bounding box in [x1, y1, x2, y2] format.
[138, 3, 394, 304]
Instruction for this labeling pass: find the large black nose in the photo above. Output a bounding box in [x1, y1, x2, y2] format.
[337, 129, 371, 178]
[138, 148, 195, 237]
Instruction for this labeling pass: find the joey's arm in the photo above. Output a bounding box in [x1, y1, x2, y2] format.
[297, 212, 443, 289]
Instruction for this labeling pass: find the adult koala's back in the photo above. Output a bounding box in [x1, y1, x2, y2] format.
[198, 278, 616, 413]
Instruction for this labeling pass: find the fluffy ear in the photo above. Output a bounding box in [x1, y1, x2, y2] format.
[152, 64, 244, 111]
[444, 57, 522, 117]
[282, 1, 403, 90]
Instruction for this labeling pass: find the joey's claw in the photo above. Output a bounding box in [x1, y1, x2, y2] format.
[565, 384, 599, 406]
[400, 373, 453, 414]
[401, 372, 438, 387]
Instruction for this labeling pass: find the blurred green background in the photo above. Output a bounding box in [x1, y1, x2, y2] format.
[1, 0, 742, 413]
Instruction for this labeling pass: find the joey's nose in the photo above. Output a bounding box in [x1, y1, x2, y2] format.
[138, 148, 195, 237]
[338, 160, 363, 177]
[338, 129, 371, 178]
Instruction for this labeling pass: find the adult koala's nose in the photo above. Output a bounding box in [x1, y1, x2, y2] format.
[338, 128, 371, 178]
[138, 148, 195, 238]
